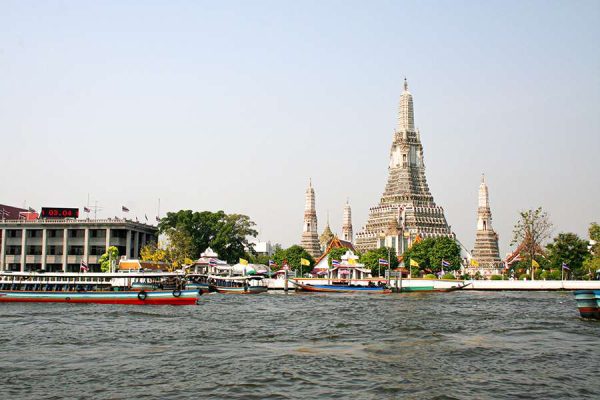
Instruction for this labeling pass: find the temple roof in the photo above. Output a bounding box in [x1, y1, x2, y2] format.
[314, 235, 356, 265]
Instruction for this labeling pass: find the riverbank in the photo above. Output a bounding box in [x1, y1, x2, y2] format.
[266, 278, 600, 291]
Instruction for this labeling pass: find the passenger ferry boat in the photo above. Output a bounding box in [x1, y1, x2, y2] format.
[209, 275, 268, 294]
[0, 271, 200, 305]
[184, 274, 216, 294]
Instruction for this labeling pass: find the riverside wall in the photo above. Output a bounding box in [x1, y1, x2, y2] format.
[265, 278, 600, 291]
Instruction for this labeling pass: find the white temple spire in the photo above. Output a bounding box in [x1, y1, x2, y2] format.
[397, 77, 415, 133]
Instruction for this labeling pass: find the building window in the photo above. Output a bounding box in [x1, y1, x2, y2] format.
[68, 246, 84, 255]
[26, 246, 42, 255]
[90, 246, 106, 256]
[48, 246, 63, 256]
[6, 246, 21, 255]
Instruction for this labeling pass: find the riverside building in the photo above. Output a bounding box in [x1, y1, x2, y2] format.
[355, 79, 454, 254]
[0, 215, 158, 272]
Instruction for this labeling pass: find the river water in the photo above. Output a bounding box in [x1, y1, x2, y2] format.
[1, 291, 598, 399]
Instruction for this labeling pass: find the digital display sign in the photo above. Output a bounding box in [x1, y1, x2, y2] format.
[40, 207, 79, 219]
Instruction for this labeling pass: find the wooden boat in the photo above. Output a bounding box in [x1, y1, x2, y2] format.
[0, 271, 200, 305]
[574, 290, 600, 319]
[211, 275, 268, 294]
[293, 280, 392, 294]
[393, 282, 472, 293]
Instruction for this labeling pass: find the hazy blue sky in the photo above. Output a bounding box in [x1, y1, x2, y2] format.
[1, 0, 599, 255]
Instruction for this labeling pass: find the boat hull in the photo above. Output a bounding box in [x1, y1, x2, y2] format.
[215, 286, 267, 294]
[185, 283, 215, 294]
[295, 282, 391, 294]
[0, 290, 200, 305]
[574, 290, 600, 319]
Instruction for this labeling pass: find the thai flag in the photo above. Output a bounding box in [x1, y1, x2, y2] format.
[269, 260, 277, 267]
[378, 258, 389, 266]
[80, 261, 89, 272]
[332, 259, 340, 267]
[84, 207, 91, 213]
[562, 262, 570, 270]
[122, 206, 130, 212]
[441, 259, 451, 267]
[209, 258, 217, 266]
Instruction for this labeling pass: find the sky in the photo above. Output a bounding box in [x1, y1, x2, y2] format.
[1, 0, 599, 256]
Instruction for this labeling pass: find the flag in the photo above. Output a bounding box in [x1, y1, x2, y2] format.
[239, 258, 248, 265]
[441, 259, 451, 268]
[331, 259, 340, 267]
[122, 206, 130, 212]
[268, 260, 277, 267]
[209, 258, 217, 266]
[300, 258, 310, 266]
[80, 261, 89, 272]
[282, 260, 289, 271]
[348, 258, 356, 265]
[410, 259, 420, 267]
[531, 259, 540, 268]
[145, 214, 148, 221]
[378, 258, 389, 266]
[470, 259, 479, 267]
[562, 262, 570, 270]
[84, 207, 91, 213]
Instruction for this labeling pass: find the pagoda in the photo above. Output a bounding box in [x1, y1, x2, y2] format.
[300, 179, 322, 258]
[470, 175, 502, 276]
[355, 79, 453, 254]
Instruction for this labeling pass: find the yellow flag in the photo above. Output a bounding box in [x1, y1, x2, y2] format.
[531, 259, 540, 268]
[239, 258, 248, 265]
[470, 259, 479, 267]
[300, 258, 310, 266]
[410, 259, 419, 267]
[348, 258, 356, 265]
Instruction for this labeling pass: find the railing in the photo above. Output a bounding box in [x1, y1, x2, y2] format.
[0, 218, 157, 227]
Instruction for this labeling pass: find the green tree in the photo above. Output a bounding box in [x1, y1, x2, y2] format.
[511, 207, 553, 280]
[589, 222, 600, 257]
[158, 210, 258, 263]
[360, 247, 399, 277]
[98, 246, 119, 272]
[401, 237, 461, 275]
[429, 237, 461, 272]
[546, 233, 590, 279]
[402, 238, 435, 273]
[272, 245, 314, 275]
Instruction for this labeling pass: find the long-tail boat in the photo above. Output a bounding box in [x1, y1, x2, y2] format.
[574, 290, 600, 319]
[293, 280, 392, 294]
[0, 271, 200, 305]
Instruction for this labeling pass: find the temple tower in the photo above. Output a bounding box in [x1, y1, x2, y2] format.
[471, 174, 502, 273]
[301, 179, 322, 258]
[342, 200, 353, 243]
[320, 213, 335, 251]
[355, 79, 453, 255]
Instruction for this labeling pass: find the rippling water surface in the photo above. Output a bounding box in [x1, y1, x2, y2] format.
[1, 291, 598, 399]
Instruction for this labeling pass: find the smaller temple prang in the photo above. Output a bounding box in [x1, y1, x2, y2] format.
[469, 174, 502, 277]
[342, 200, 353, 243]
[300, 179, 322, 258]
